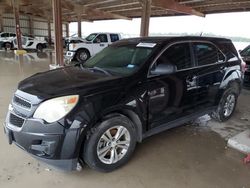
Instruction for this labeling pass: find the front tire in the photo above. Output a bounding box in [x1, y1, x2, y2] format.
[83, 115, 137, 172]
[4, 42, 12, 50]
[76, 49, 90, 62]
[211, 88, 238, 122]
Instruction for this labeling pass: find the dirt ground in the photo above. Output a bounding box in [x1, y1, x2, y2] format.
[0, 51, 250, 188]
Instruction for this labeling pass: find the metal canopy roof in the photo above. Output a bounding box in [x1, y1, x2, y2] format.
[1, 0, 250, 22]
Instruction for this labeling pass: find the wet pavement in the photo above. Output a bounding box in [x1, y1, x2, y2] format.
[0, 51, 250, 188]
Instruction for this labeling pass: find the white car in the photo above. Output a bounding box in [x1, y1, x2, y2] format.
[65, 33, 122, 62]
[12, 36, 47, 51]
[0, 32, 16, 49]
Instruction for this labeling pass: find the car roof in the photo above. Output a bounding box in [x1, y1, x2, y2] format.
[114, 36, 231, 46]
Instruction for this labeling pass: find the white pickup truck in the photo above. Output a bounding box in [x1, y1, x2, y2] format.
[65, 33, 122, 62]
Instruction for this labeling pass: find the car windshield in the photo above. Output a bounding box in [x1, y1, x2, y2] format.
[83, 44, 155, 76]
[241, 45, 250, 57]
[85, 33, 98, 41]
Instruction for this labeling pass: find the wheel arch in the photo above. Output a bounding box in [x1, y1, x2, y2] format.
[216, 72, 242, 105]
[36, 43, 44, 49]
[101, 110, 143, 143]
[76, 48, 91, 56]
[3, 41, 13, 49]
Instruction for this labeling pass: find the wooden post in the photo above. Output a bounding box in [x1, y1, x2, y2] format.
[28, 16, 34, 36]
[140, 0, 151, 37]
[66, 22, 69, 37]
[12, 0, 22, 50]
[52, 0, 64, 66]
[48, 20, 52, 46]
[77, 16, 82, 38]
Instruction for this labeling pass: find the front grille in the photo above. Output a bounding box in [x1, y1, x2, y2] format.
[13, 95, 32, 109]
[9, 113, 25, 128]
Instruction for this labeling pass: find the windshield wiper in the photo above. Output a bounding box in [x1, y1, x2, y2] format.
[88, 66, 111, 76]
[75, 63, 111, 76]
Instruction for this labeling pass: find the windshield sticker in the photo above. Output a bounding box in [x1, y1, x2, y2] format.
[136, 42, 157, 48]
[127, 64, 135, 68]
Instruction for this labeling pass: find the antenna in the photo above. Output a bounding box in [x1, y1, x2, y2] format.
[200, 15, 206, 37]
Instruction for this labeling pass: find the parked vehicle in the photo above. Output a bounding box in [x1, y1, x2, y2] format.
[12, 36, 47, 52]
[0, 32, 47, 51]
[0, 32, 16, 50]
[65, 32, 122, 62]
[4, 36, 242, 172]
[239, 45, 250, 85]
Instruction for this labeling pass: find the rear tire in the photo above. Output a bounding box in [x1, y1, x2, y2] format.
[76, 49, 90, 62]
[83, 115, 137, 172]
[36, 44, 43, 52]
[211, 88, 238, 122]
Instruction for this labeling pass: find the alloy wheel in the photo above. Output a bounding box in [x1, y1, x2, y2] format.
[223, 94, 236, 117]
[97, 126, 131, 164]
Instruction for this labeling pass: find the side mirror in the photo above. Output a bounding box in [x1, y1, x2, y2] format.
[150, 63, 177, 75]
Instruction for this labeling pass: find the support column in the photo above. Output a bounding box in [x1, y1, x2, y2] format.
[66, 22, 69, 37]
[0, 15, 3, 32]
[52, 0, 64, 66]
[28, 16, 34, 36]
[12, 0, 22, 50]
[140, 0, 151, 37]
[77, 16, 82, 38]
[48, 20, 52, 46]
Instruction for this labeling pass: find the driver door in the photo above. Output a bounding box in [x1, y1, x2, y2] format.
[147, 42, 199, 128]
[92, 34, 109, 55]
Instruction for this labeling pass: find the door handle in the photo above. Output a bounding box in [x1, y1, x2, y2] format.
[100, 43, 105, 47]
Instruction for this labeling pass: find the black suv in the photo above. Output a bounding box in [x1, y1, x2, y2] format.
[4, 36, 243, 172]
[239, 45, 250, 85]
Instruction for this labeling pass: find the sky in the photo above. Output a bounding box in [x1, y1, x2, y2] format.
[69, 12, 250, 39]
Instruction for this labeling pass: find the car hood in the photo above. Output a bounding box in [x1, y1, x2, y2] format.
[18, 66, 123, 100]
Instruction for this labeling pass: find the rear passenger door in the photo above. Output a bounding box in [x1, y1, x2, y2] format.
[191, 42, 226, 109]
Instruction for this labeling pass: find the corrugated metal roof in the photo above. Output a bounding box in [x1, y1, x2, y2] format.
[1, 0, 250, 22]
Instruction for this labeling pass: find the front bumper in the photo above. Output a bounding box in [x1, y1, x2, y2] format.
[4, 111, 82, 171]
[64, 51, 76, 62]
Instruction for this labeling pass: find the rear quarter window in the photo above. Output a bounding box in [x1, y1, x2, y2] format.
[216, 40, 239, 61]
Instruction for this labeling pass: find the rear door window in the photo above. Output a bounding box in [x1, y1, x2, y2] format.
[110, 34, 119, 42]
[193, 43, 225, 66]
[156, 42, 193, 70]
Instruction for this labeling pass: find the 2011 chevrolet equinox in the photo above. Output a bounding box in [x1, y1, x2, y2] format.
[4, 36, 243, 172]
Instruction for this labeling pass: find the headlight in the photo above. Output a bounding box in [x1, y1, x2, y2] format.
[69, 43, 76, 51]
[33, 95, 79, 123]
